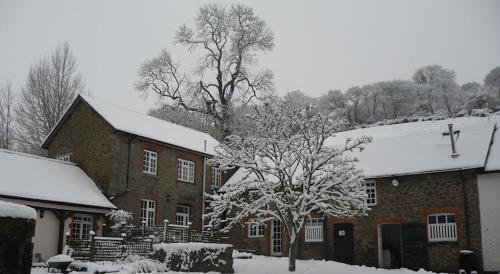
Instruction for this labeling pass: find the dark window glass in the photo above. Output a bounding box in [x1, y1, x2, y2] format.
[437, 215, 446, 223]
[428, 216, 437, 224]
[447, 215, 455, 223]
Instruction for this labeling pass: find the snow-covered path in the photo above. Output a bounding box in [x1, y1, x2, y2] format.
[31, 255, 445, 274]
[234, 255, 443, 274]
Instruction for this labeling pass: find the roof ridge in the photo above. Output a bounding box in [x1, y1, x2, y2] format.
[80, 94, 216, 140]
[335, 118, 496, 140]
[0, 149, 77, 166]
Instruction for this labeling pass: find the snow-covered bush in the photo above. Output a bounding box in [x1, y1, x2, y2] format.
[106, 209, 133, 229]
[152, 242, 234, 273]
[70, 255, 167, 273]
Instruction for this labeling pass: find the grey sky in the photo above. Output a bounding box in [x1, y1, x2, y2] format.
[1, 0, 499, 113]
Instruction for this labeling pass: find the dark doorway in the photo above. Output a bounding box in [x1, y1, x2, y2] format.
[380, 224, 402, 268]
[401, 223, 427, 270]
[334, 223, 354, 264]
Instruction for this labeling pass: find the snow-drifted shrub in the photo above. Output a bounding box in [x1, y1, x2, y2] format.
[69, 256, 167, 274]
[106, 209, 133, 229]
[152, 242, 234, 273]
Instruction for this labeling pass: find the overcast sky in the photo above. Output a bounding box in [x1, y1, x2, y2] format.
[1, 0, 499, 113]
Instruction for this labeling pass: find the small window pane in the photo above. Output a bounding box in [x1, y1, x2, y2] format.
[437, 215, 446, 224]
[428, 216, 437, 224]
[447, 215, 455, 223]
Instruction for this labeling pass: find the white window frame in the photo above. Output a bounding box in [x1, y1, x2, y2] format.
[364, 180, 377, 206]
[427, 213, 457, 242]
[305, 218, 324, 242]
[177, 159, 195, 183]
[143, 149, 158, 175]
[140, 199, 156, 227]
[56, 154, 71, 162]
[176, 205, 190, 226]
[248, 220, 265, 238]
[212, 167, 222, 188]
[71, 215, 92, 240]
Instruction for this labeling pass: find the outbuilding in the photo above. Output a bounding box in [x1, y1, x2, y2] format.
[0, 149, 115, 261]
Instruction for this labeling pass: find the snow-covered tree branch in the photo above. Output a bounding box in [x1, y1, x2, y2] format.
[206, 99, 371, 272]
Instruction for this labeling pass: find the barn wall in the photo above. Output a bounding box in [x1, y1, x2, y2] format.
[478, 172, 500, 272]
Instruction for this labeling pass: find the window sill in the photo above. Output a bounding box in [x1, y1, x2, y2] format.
[142, 171, 158, 176]
[177, 179, 195, 184]
[428, 240, 459, 246]
[305, 240, 324, 243]
[248, 235, 264, 239]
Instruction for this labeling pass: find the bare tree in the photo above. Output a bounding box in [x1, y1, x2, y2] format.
[16, 42, 84, 154]
[0, 81, 16, 149]
[136, 3, 275, 139]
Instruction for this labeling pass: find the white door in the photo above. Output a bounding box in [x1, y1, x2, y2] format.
[270, 219, 282, 256]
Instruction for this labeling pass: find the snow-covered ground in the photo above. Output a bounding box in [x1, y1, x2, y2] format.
[31, 255, 445, 274]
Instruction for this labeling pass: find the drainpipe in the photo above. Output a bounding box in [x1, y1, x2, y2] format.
[202, 156, 207, 231]
[125, 136, 133, 193]
[460, 172, 471, 249]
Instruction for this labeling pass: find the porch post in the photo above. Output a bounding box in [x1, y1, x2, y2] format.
[54, 210, 72, 254]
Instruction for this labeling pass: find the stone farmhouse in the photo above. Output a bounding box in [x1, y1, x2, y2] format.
[39, 94, 500, 273]
[41, 95, 221, 232]
[225, 116, 500, 273]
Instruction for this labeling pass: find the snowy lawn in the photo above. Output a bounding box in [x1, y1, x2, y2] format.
[31, 255, 445, 274]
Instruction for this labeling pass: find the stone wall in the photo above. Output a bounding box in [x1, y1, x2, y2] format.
[228, 170, 483, 273]
[0, 217, 36, 274]
[46, 99, 214, 232]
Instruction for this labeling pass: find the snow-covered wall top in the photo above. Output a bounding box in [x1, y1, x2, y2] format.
[485, 122, 500, 172]
[78, 95, 219, 156]
[0, 149, 116, 209]
[0, 200, 37, 219]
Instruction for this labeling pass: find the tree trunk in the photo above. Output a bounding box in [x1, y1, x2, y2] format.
[288, 239, 298, 272]
[221, 104, 232, 139]
[443, 94, 452, 114]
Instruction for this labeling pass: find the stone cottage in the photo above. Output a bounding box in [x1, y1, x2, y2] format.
[224, 116, 500, 273]
[41, 95, 221, 232]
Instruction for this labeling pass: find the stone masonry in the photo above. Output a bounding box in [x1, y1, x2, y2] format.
[46, 99, 217, 232]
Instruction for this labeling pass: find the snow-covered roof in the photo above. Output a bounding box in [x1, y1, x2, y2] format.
[0, 149, 115, 209]
[226, 116, 500, 184]
[485, 122, 500, 171]
[43, 95, 219, 156]
[0, 200, 37, 219]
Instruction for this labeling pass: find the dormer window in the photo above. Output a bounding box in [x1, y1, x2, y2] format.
[56, 154, 71, 162]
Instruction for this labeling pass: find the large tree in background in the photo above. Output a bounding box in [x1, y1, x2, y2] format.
[136, 3, 275, 139]
[16, 43, 84, 154]
[412, 65, 459, 114]
[484, 66, 500, 98]
[0, 81, 16, 149]
[207, 99, 369, 272]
